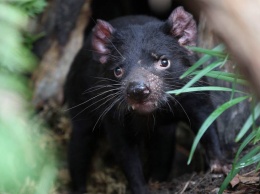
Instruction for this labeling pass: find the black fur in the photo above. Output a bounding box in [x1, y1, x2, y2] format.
[65, 7, 223, 194]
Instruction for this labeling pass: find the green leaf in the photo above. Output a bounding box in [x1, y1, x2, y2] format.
[188, 96, 249, 164]
[0, 21, 35, 72]
[36, 164, 57, 194]
[177, 60, 223, 95]
[235, 146, 260, 169]
[205, 71, 245, 79]
[236, 103, 260, 141]
[0, 1, 57, 193]
[234, 131, 256, 163]
[181, 44, 225, 79]
[180, 54, 212, 79]
[219, 167, 240, 194]
[236, 150, 260, 169]
[254, 126, 260, 142]
[0, 71, 28, 88]
[256, 161, 260, 170]
[218, 118, 258, 194]
[0, 3, 27, 27]
[167, 86, 246, 95]
[192, 71, 249, 86]
[14, 0, 47, 17]
[187, 44, 226, 58]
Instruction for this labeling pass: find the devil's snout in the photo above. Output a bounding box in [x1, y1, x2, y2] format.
[127, 82, 150, 102]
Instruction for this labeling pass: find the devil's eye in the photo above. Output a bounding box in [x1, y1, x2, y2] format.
[114, 66, 124, 78]
[160, 58, 170, 67]
[155, 57, 171, 70]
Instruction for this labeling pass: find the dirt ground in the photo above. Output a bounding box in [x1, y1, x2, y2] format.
[39, 101, 260, 194]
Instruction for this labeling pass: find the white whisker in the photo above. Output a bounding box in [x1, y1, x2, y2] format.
[92, 95, 123, 131]
[66, 88, 120, 111]
[168, 94, 191, 128]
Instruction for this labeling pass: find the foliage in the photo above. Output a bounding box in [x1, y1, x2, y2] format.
[0, 1, 57, 194]
[12, 0, 47, 17]
[167, 44, 260, 194]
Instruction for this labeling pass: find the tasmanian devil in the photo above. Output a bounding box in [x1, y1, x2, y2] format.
[65, 6, 226, 194]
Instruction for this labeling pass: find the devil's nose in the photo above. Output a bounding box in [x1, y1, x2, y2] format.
[127, 82, 150, 102]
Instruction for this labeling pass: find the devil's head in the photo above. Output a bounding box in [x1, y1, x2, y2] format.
[90, 7, 197, 114]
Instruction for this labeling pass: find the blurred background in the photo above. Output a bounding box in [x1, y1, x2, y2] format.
[1, 0, 260, 193]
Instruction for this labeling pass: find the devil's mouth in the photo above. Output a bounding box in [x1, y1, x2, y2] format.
[127, 100, 158, 114]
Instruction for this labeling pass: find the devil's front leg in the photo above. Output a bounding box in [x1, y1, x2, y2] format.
[180, 94, 229, 173]
[68, 117, 98, 194]
[104, 117, 149, 194]
[148, 122, 176, 182]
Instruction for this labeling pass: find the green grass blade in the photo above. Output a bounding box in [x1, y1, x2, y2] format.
[167, 86, 246, 95]
[206, 71, 245, 79]
[237, 150, 260, 168]
[219, 168, 240, 194]
[219, 131, 258, 193]
[218, 147, 260, 194]
[218, 112, 258, 194]
[234, 131, 256, 162]
[177, 61, 223, 95]
[188, 96, 249, 164]
[191, 71, 249, 86]
[187, 44, 226, 58]
[180, 54, 212, 79]
[236, 103, 260, 142]
[230, 73, 237, 100]
[254, 126, 260, 142]
[256, 162, 260, 170]
[236, 148, 260, 169]
[181, 44, 225, 79]
[36, 163, 57, 194]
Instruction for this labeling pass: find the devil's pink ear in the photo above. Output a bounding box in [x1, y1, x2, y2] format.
[92, 19, 115, 64]
[167, 6, 197, 47]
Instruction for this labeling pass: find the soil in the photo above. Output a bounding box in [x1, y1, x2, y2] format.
[40, 101, 260, 194]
